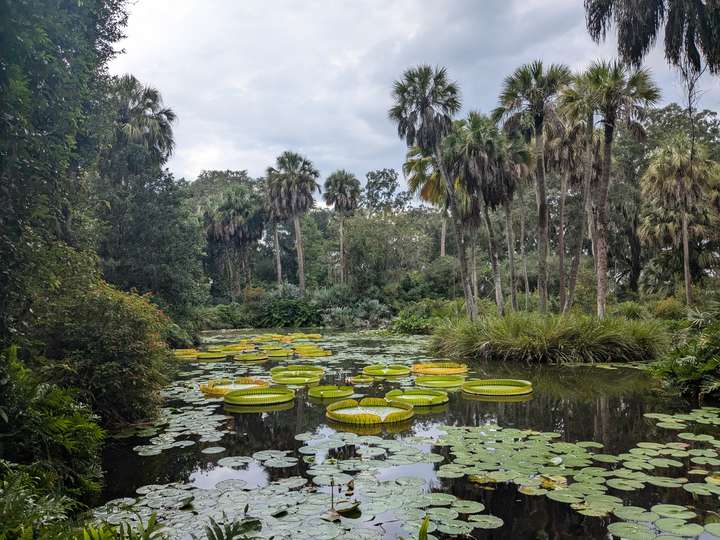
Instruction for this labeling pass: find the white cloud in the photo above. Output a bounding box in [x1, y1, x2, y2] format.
[110, 0, 720, 183]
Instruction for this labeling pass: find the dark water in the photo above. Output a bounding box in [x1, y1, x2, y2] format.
[99, 332, 719, 539]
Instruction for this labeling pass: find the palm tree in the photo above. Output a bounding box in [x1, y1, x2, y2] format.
[586, 60, 660, 318]
[402, 147, 449, 258]
[641, 134, 718, 306]
[584, 0, 720, 74]
[558, 71, 600, 313]
[389, 65, 477, 319]
[323, 170, 361, 284]
[112, 74, 176, 164]
[205, 185, 265, 300]
[265, 194, 286, 287]
[495, 60, 572, 312]
[461, 112, 506, 315]
[266, 151, 320, 295]
[545, 117, 583, 311]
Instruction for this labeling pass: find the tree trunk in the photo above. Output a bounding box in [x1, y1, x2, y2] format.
[293, 215, 306, 295]
[435, 144, 477, 320]
[565, 112, 594, 313]
[274, 223, 283, 286]
[339, 216, 345, 285]
[534, 121, 549, 312]
[504, 199, 518, 311]
[483, 204, 505, 315]
[470, 237, 478, 301]
[440, 216, 446, 257]
[558, 171, 569, 311]
[627, 219, 642, 294]
[594, 121, 614, 319]
[518, 180, 530, 310]
[682, 210, 693, 306]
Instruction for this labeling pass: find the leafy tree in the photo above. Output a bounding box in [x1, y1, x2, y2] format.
[585, 60, 660, 318]
[641, 134, 719, 305]
[0, 0, 128, 343]
[495, 60, 572, 312]
[389, 65, 477, 319]
[362, 168, 410, 212]
[323, 170, 361, 284]
[266, 151, 320, 295]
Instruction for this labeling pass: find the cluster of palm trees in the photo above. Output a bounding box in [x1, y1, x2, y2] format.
[390, 59, 661, 320]
[264, 151, 361, 295]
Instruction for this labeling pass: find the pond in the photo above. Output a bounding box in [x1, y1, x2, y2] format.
[96, 331, 720, 540]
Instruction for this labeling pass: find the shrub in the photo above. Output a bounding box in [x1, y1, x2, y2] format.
[651, 321, 720, 401]
[653, 297, 686, 320]
[430, 312, 670, 364]
[391, 313, 434, 335]
[256, 297, 322, 328]
[1, 349, 104, 499]
[322, 307, 356, 329]
[611, 301, 650, 320]
[38, 281, 171, 426]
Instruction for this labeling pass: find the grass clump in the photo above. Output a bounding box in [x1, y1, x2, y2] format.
[430, 312, 670, 364]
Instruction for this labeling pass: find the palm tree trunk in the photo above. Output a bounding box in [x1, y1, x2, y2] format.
[483, 204, 505, 316]
[595, 122, 614, 319]
[273, 223, 283, 286]
[534, 122, 549, 312]
[565, 113, 593, 314]
[518, 181, 530, 310]
[435, 144, 477, 320]
[339, 216, 345, 285]
[293, 215, 306, 295]
[470, 234, 478, 301]
[558, 171, 569, 311]
[682, 210, 693, 306]
[504, 199, 518, 311]
[440, 215, 446, 257]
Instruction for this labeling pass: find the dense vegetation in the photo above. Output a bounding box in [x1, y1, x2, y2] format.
[2, 0, 720, 538]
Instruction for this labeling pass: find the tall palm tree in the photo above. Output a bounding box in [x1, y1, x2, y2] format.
[389, 65, 477, 319]
[112, 74, 176, 164]
[641, 134, 718, 306]
[545, 117, 584, 311]
[586, 60, 660, 318]
[266, 151, 320, 295]
[461, 112, 506, 315]
[584, 0, 720, 74]
[323, 170, 361, 284]
[495, 60, 572, 312]
[558, 71, 600, 313]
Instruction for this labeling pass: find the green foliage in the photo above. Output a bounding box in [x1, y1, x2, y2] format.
[653, 297, 687, 320]
[1, 348, 104, 498]
[431, 312, 670, 364]
[255, 297, 322, 328]
[38, 282, 171, 425]
[651, 322, 720, 401]
[194, 513, 261, 540]
[611, 301, 650, 320]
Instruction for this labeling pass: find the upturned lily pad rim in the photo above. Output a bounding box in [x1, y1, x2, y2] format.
[271, 371, 323, 385]
[223, 386, 295, 406]
[362, 364, 412, 376]
[461, 379, 534, 396]
[326, 397, 414, 424]
[199, 377, 269, 396]
[411, 362, 469, 375]
[385, 388, 449, 406]
[270, 365, 325, 375]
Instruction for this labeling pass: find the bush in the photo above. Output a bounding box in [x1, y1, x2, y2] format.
[256, 297, 322, 328]
[430, 312, 670, 364]
[611, 301, 650, 320]
[391, 313, 434, 335]
[653, 297, 687, 320]
[651, 321, 720, 401]
[1, 349, 104, 499]
[38, 281, 171, 426]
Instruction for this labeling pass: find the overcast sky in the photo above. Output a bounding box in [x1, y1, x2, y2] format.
[110, 0, 720, 185]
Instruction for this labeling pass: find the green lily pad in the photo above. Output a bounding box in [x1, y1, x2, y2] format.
[468, 514, 504, 529]
[606, 522, 656, 540]
[654, 518, 704, 536]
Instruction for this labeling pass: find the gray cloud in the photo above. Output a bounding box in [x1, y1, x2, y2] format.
[110, 0, 720, 184]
